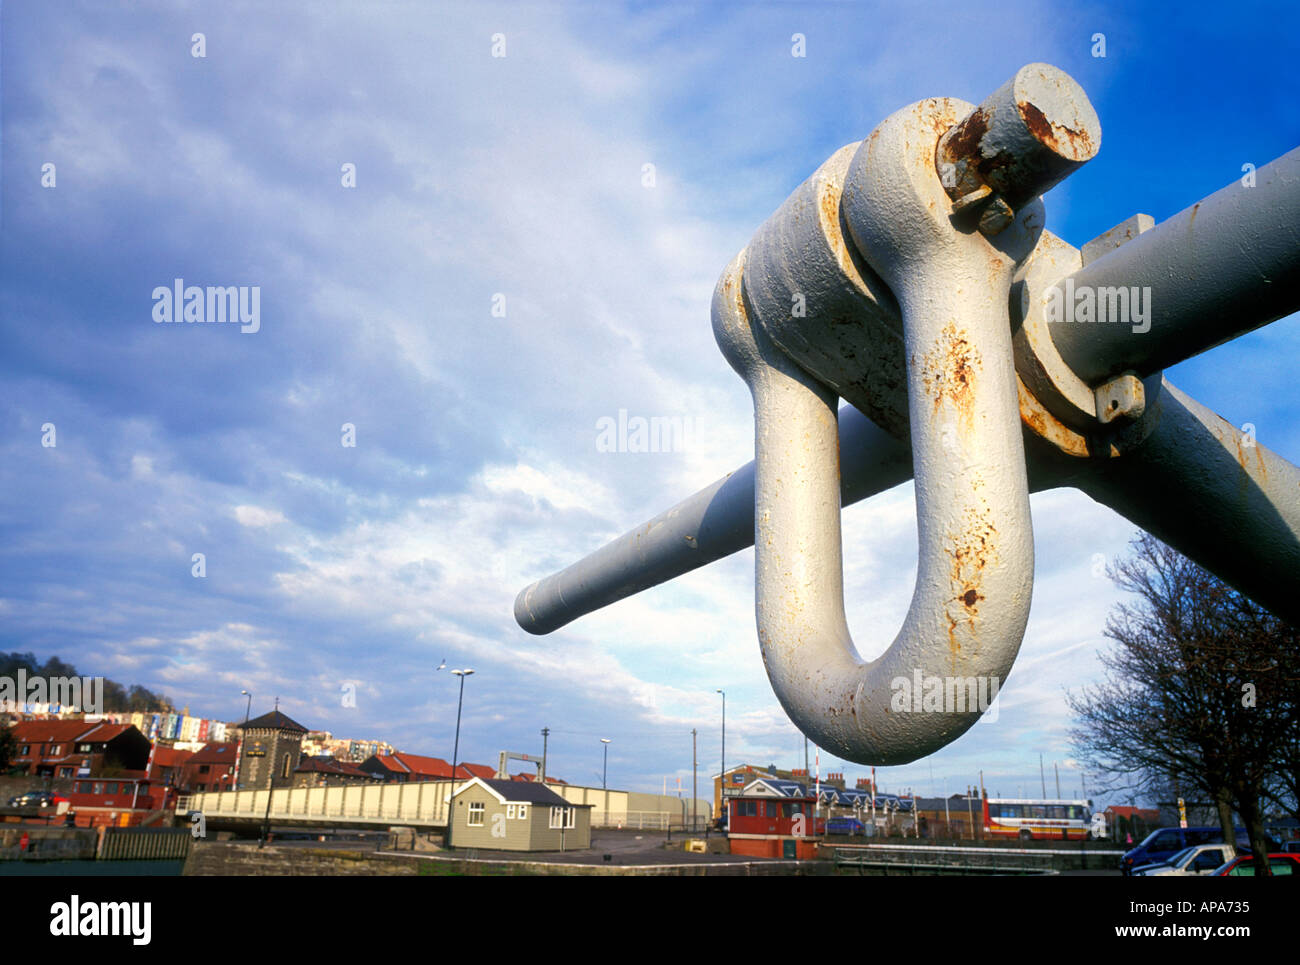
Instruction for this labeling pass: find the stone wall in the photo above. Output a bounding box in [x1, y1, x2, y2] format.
[182, 841, 827, 876]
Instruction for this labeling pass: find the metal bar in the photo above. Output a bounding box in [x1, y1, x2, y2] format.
[1074, 379, 1300, 625]
[515, 150, 1300, 637]
[1047, 147, 1300, 384]
[514, 403, 912, 635]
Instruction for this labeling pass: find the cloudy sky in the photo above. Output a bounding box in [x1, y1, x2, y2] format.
[2, 0, 1297, 807]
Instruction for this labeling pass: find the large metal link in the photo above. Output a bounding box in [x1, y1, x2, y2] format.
[515, 63, 1300, 764]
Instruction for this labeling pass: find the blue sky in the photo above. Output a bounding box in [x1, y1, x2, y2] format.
[2, 0, 1297, 807]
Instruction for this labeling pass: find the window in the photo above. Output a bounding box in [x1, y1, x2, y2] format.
[104, 782, 119, 795]
[467, 802, 485, 826]
[59, 767, 73, 777]
[549, 806, 576, 829]
[77, 743, 92, 753]
[199, 764, 209, 773]
[517, 805, 527, 819]
[19, 744, 30, 756]
[93, 783, 104, 794]
[51, 744, 61, 755]
[282, 754, 291, 779]
[507, 804, 516, 819]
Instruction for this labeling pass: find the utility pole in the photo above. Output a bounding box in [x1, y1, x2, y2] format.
[1054, 762, 1061, 799]
[691, 728, 698, 831]
[716, 689, 725, 825]
[1040, 753, 1047, 798]
[540, 727, 549, 785]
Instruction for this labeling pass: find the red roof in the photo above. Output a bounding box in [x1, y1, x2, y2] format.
[365, 753, 497, 781]
[296, 757, 373, 779]
[1105, 805, 1161, 821]
[510, 772, 568, 784]
[10, 719, 101, 743]
[77, 722, 135, 743]
[149, 746, 193, 770]
[385, 753, 456, 778]
[187, 741, 238, 764]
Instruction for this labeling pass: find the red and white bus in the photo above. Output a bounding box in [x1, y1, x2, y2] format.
[982, 797, 1092, 841]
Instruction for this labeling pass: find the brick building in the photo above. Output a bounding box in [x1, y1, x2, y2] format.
[9, 720, 150, 779]
[180, 741, 238, 792]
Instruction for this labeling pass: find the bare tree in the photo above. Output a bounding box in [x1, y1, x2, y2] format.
[1068, 533, 1299, 874]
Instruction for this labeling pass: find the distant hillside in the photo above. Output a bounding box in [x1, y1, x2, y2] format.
[1, 651, 174, 713]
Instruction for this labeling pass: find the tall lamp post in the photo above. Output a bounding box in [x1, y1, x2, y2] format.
[600, 738, 611, 789]
[447, 669, 474, 848]
[236, 689, 252, 790]
[716, 689, 725, 826]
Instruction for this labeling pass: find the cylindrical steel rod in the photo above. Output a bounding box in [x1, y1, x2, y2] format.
[1047, 146, 1300, 385]
[1074, 380, 1300, 626]
[513, 405, 912, 635]
[515, 145, 1300, 636]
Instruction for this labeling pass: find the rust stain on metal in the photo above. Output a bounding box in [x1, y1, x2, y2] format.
[1019, 100, 1095, 157]
[943, 107, 988, 166]
[1017, 378, 1092, 458]
[922, 322, 979, 425]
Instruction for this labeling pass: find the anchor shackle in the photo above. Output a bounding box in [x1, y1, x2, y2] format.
[713, 65, 1100, 763]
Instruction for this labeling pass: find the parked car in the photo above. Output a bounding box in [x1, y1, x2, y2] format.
[1211, 853, 1300, 876]
[1132, 842, 1236, 876]
[1121, 826, 1277, 875]
[6, 790, 59, 808]
[826, 817, 866, 835]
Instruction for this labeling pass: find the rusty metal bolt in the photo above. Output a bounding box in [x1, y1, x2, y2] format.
[937, 63, 1101, 234]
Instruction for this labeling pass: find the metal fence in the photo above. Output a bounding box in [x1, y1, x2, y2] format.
[98, 826, 192, 861]
[834, 844, 1056, 875]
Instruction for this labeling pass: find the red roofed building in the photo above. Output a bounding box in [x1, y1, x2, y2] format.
[180, 741, 239, 793]
[359, 752, 456, 782]
[358, 753, 498, 784]
[293, 756, 380, 788]
[148, 745, 193, 789]
[9, 720, 151, 779]
[510, 772, 569, 785]
[458, 762, 497, 782]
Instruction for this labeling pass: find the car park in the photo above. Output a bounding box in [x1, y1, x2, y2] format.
[1121, 826, 1277, 875]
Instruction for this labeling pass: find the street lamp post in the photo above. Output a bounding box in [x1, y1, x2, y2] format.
[236, 689, 252, 790]
[716, 689, 725, 826]
[447, 669, 474, 848]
